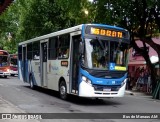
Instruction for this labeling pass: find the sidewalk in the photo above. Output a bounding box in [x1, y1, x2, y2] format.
[125, 90, 152, 96]
[0, 96, 39, 122]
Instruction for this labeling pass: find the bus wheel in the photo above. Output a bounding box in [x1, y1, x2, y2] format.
[59, 81, 67, 99]
[29, 75, 35, 89]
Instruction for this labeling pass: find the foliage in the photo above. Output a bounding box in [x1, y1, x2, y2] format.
[89, 0, 160, 90]
[0, 0, 89, 53]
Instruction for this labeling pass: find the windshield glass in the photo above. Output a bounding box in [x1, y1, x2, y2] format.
[84, 39, 129, 70]
[84, 38, 109, 69]
[0, 56, 9, 67]
[11, 58, 17, 66]
[110, 41, 128, 66]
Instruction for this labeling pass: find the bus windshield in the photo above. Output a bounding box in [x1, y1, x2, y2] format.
[11, 58, 17, 66]
[0, 56, 8, 67]
[84, 38, 129, 70]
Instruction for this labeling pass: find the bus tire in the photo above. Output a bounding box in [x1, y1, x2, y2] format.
[59, 81, 67, 100]
[29, 75, 35, 89]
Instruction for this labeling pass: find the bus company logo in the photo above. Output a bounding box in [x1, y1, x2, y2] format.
[105, 76, 111, 78]
[51, 66, 58, 70]
[112, 81, 116, 84]
[2, 114, 12, 119]
[96, 81, 103, 83]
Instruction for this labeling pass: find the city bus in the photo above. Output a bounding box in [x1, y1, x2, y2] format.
[10, 54, 18, 76]
[0, 50, 10, 78]
[18, 24, 130, 99]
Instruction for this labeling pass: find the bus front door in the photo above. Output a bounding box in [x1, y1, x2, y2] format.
[70, 34, 81, 94]
[40, 41, 48, 87]
[22, 46, 27, 82]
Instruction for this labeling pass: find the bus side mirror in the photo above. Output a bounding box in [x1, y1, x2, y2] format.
[79, 42, 84, 54]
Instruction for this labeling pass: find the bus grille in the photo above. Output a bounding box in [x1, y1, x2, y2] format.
[93, 84, 121, 91]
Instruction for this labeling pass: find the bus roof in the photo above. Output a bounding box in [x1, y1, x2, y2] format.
[0, 50, 9, 55]
[0, 50, 9, 53]
[19, 24, 83, 45]
[19, 24, 128, 45]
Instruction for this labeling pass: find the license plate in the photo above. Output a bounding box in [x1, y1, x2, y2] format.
[103, 88, 111, 92]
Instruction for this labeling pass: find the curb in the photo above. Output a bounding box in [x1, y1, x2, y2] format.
[125, 91, 134, 95]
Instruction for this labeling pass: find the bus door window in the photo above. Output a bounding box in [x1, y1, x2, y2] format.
[33, 42, 40, 60]
[72, 35, 81, 90]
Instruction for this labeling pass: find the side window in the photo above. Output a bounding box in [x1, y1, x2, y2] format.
[18, 46, 22, 60]
[27, 43, 32, 60]
[33, 41, 40, 60]
[48, 37, 58, 60]
[58, 34, 70, 59]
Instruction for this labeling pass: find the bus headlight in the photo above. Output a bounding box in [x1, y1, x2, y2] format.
[7, 69, 10, 72]
[82, 76, 92, 85]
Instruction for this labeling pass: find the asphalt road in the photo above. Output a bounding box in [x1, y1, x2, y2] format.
[0, 76, 160, 122]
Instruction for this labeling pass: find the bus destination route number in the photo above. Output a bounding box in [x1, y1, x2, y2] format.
[91, 27, 123, 38]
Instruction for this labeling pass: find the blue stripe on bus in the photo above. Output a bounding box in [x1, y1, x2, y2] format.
[81, 24, 85, 40]
[79, 68, 127, 86]
[18, 61, 22, 79]
[89, 24, 126, 31]
[25, 61, 29, 82]
[19, 60, 38, 86]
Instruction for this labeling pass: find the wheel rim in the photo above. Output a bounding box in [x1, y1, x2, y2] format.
[60, 85, 66, 96]
[30, 81, 33, 87]
[30, 77, 33, 88]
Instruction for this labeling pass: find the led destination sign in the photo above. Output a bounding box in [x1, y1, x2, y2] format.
[91, 27, 123, 38]
[85, 26, 129, 39]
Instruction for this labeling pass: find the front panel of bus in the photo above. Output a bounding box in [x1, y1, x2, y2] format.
[78, 24, 130, 97]
[0, 50, 10, 77]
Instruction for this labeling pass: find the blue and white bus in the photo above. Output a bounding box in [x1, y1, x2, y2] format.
[18, 24, 130, 99]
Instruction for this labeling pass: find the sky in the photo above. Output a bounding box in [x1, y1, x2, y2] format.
[88, 0, 93, 2]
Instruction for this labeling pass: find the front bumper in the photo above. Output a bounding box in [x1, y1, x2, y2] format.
[79, 79, 127, 98]
[10, 70, 18, 75]
[0, 72, 10, 76]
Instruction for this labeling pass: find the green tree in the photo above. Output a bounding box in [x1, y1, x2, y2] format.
[0, 0, 90, 53]
[91, 0, 160, 92]
[0, 1, 19, 53]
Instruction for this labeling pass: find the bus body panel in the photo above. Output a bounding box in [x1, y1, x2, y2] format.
[78, 68, 127, 97]
[18, 61, 23, 80]
[30, 60, 41, 86]
[18, 24, 130, 98]
[79, 79, 127, 97]
[47, 60, 70, 91]
[10, 66, 18, 75]
[0, 66, 10, 77]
